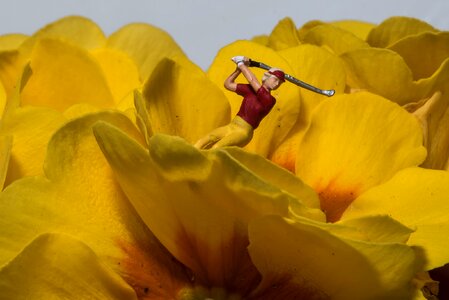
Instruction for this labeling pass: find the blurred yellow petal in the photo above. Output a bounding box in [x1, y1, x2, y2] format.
[297, 20, 325, 40]
[0, 233, 137, 300]
[411, 91, 449, 170]
[367, 16, 438, 48]
[250, 34, 268, 46]
[331, 20, 375, 40]
[0, 51, 24, 97]
[91, 48, 141, 104]
[94, 124, 305, 293]
[343, 167, 449, 269]
[389, 32, 449, 80]
[271, 44, 346, 171]
[302, 24, 369, 55]
[296, 92, 426, 222]
[266, 17, 301, 50]
[21, 38, 115, 111]
[248, 215, 424, 299]
[0, 79, 5, 116]
[0, 106, 66, 186]
[0, 34, 28, 51]
[142, 58, 230, 144]
[107, 23, 186, 81]
[341, 48, 415, 105]
[19, 15, 106, 57]
[0, 135, 12, 190]
[207, 40, 301, 157]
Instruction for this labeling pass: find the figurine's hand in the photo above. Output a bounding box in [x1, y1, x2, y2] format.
[231, 56, 245, 66]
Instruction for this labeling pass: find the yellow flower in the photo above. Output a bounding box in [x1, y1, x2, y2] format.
[0, 15, 447, 299]
[0, 15, 189, 188]
[0, 111, 426, 299]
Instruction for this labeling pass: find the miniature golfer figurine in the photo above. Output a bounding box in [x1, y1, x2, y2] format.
[194, 56, 285, 149]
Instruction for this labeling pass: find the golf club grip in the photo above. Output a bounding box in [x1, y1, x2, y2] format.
[248, 59, 335, 97]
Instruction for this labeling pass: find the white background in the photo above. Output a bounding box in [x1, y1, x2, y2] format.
[1, 0, 448, 70]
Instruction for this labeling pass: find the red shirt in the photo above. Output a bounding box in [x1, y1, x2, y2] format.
[235, 84, 276, 129]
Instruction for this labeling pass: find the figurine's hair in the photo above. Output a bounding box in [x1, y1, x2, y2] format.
[262, 67, 284, 82]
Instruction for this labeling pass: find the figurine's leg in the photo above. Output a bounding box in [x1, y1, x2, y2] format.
[194, 125, 229, 149]
[211, 127, 253, 149]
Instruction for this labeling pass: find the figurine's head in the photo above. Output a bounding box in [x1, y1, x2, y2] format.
[262, 68, 285, 90]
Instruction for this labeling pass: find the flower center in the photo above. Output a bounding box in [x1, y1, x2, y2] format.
[177, 286, 243, 300]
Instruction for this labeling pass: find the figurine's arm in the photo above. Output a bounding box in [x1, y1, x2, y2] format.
[224, 68, 241, 92]
[238, 61, 262, 91]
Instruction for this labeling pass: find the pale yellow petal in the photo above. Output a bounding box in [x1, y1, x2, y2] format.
[0, 233, 137, 300]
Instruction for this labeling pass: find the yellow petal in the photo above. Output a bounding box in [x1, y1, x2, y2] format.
[223, 146, 325, 222]
[250, 34, 269, 46]
[94, 124, 299, 292]
[19, 15, 106, 57]
[389, 32, 449, 80]
[0, 79, 5, 116]
[0, 233, 137, 299]
[0, 112, 190, 298]
[296, 92, 426, 222]
[340, 48, 416, 105]
[302, 24, 370, 55]
[0, 106, 66, 186]
[20, 38, 115, 111]
[133, 89, 151, 145]
[142, 58, 230, 144]
[367, 16, 438, 48]
[266, 17, 301, 51]
[271, 44, 346, 170]
[248, 215, 424, 299]
[0, 34, 28, 51]
[297, 20, 325, 40]
[207, 40, 301, 157]
[106, 23, 186, 81]
[0, 50, 24, 97]
[330, 20, 375, 40]
[0, 135, 12, 190]
[411, 91, 449, 170]
[343, 167, 449, 269]
[91, 48, 141, 104]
